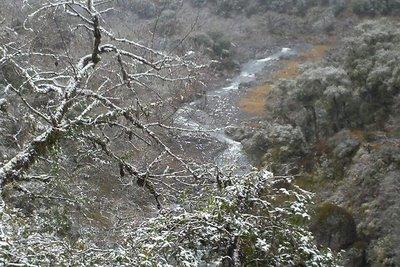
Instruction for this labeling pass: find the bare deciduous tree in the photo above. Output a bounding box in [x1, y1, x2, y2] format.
[0, 0, 205, 212]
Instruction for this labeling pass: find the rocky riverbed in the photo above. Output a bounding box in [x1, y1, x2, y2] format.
[173, 47, 298, 173]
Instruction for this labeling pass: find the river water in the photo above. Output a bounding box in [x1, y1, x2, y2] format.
[173, 48, 296, 173]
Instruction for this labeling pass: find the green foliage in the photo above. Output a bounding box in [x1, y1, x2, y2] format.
[192, 32, 213, 48]
[351, 0, 372, 15]
[242, 123, 306, 173]
[208, 31, 233, 58]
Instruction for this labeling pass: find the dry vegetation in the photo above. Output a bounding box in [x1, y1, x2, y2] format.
[239, 44, 331, 115]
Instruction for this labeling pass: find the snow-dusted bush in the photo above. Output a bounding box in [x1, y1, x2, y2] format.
[345, 20, 400, 126]
[192, 31, 238, 70]
[129, 170, 337, 266]
[1, 170, 338, 266]
[334, 143, 400, 265]
[293, 66, 351, 140]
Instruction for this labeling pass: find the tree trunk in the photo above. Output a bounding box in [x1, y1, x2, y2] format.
[227, 236, 241, 267]
[332, 97, 339, 133]
[311, 106, 319, 142]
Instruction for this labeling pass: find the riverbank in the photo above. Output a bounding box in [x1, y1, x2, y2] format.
[171, 48, 303, 173]
[232, 19, 400, 266]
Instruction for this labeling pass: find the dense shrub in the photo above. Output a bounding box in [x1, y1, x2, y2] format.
[333, 1, 347, 16]
[267, 20, 400, 142]
[344, 20, 400, 125]
[242, 123, 306, 173]
[213, 0, 248, 17]
[192, 31, 238, 70]
[259, 0, 346, 16]
[117, 0, 184, 18]
[190, 0, 207, 7]
[292, 66, 351, 140]
[201, 0, 350, 18]
[157, 9, 181, 36]
[130, 0, 157, 18]
[130, 170, 337, 266]
[208, 31, 233, 58]
[351, 0, 373, 15]
[192, 32, 214, 48]
[351, 0, 400, 16]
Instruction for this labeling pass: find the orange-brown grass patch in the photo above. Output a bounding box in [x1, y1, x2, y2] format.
[349, 129, 366, 142]
[274, 60, 301, 79]
[273, 45, 330, 80]
[313, 139, 332, 157]
[238, 83, 273, 115]
[238, 45, 331, 115]
[299, 44, 330, 61]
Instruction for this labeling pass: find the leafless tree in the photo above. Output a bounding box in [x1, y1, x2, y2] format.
[0, 0, 207, 214]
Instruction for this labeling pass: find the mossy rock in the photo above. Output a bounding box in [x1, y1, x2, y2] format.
[311, 203, 357, 251]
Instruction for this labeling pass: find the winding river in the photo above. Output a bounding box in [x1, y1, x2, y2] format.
[173, 48, 296, 173]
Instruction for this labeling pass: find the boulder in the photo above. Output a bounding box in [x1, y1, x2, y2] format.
[242, 123, 306, 167]
[0, 98, 7, 112]
[311, 203, 357, 251]
[328, 130, 360, 159]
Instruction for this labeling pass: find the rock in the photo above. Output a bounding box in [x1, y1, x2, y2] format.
[311, 203, 357, 251]
[242, 123, 306, 169]
[224, 126, 253, 142]
[0, 98, 7, 112]
[278, 47, 297, 60]
[328, 130, 360, 159]
[239, 80, 257, 89]
[333, 139, 360, 159]
[242, 131, 269, 161]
